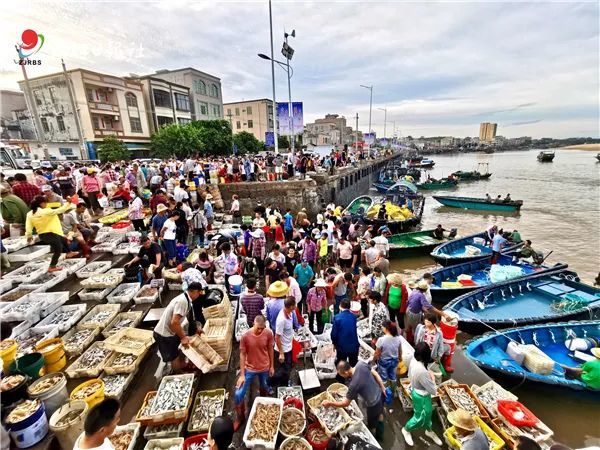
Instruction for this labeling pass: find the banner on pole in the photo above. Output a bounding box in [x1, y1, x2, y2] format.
[277, 101, 303, 136]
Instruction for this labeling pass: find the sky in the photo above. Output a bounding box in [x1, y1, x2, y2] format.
[1, 1, 598, 139]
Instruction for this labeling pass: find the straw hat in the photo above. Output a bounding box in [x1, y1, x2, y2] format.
[314, 279, 328, 288]
[386, 273, 403, 285]
[266, 281, 289, 298]
[591, 348, 600, 359]
[205, 194, 213, 200]
[417, 280, 429, 290]
[447, 409, 477, 431]
[250, 229, 264, 239]
[156, 204, 168, 213]
[407, 279, 418, 289]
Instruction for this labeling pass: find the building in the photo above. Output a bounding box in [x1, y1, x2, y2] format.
[0, 90, 36, 141]
[147, 68, 223, 121]
[479, 122, 497, 143]
[223, 98, 274, 142]
[18, 68, 152, 159]
[127, 75, 192, 134]
[303, 114, 360, 147]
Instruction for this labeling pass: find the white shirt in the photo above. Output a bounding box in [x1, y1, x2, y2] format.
[230, 199, 240, 213]
[287, 277, 302, 302]
[373, 235, 389, 256]
[253, 217, 266, 228]
[173, 186, 189, 203]
[275, 309, 294, 353]
[73, 435, 115, 450]
[268, 251, 286, 265]
[181, 203, 193, 220]
[162, 219, 177, 240]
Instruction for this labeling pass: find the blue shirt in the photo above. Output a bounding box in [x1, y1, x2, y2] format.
[293, 264, 314, 287]
[492, 234, 508, 252]
[284, 213, 293, 231]
[204, 200, 214, 219]
[152, 214, 168, 235]
[266, 298, 298, 330]
[331, 310, 359, 354]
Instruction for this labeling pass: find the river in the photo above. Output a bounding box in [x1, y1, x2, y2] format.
[379, 148, 600, 448]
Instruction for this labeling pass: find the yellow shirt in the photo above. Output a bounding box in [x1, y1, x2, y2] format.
[25, 202, 75, 238]
[318, 238, 328, 257]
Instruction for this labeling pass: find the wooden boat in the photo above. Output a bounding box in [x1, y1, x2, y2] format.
[431, 231, 522, 266]
[387, 229, 454, 258]
[537, 151, 555, 162]
[416, 177, 458, 190]
[362, 196, 425, 234]
[343, 195, 375, 217]
[430, 253, 567, 304]
[450, 163, 492, 181]
[433, 195, 523, 212]
[465, 320, 600, 391]
[409, 158, 435, 168]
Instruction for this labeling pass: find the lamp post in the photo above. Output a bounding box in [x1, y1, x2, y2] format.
[283, 29, 295, 150]
[360, 84, 373, 157]
[378, 107, 387, 140]
[267, 0, 278, 153]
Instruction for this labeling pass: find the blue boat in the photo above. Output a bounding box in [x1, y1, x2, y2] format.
[465, 320, 600, 391]
[429, 254, 568, 304]
[433, 195, 523, 212]
[445, 271, 600, 334]
[372, 180, 418, 195]
[430, 231, 521, 266]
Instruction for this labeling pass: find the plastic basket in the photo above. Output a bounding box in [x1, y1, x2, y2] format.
[444, 416, 505, 450]
[443, 384, 490, 420]
[108, 422, 140, 450]
[104, 328, 154, 356]
[103, 349, 148, 375]
[62, 327, 101, 358]
[59, 258, 87, 275]
[15, 326, 60, 357]
[497, 400, 539, 428]
[135, 391, 157, 424]
[339, 421, 381, 449]
[3, 264, 47, 284]
[242, 397, 283, 450]
[102, 312, 144, 338]
[472, 381, 518, 417]
[182, 434, 208, 450]
[358, 339, 375, 363]
[65, 341, 114, 378]
[179, 335, 224, 373]
[143, 422, 184, 440]
[187, 389, 226, 433]
[142, 375, 195, 426]
[77, 304, 121, 330]
[34, 292, 70, 319]
[20, 270, 67, 292]
[78, 286, 116, 302]
[76, 261, 112, 279]
[70, 379, 105, 408]
[143, 438, 184, 450]
[80, 271, 124, 289]
[306, 391, 352, 435]
[106, 283, 142, 304]
[38, 304, 88, 332]
[133, 286, 160, 304]
[100, 371, 136, 399]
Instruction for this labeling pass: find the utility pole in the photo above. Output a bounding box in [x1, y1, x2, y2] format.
[355, 113, 359, 153]
[360, 84, 373, 157]
[283, 29, 295, 151]
[268, 0, 279, 154]
[62, 59, 87, 158]
[17, 46, 48, 158]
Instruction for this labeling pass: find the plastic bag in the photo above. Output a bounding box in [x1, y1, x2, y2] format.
[97, 193, 109, 208]
[489, 264, 524, 283]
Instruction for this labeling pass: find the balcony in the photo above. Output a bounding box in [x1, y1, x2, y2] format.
[88, 102, 119, 114]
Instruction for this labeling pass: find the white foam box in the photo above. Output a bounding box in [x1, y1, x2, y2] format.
[242, 397, 283, 450]
[8, 245, 51, 262]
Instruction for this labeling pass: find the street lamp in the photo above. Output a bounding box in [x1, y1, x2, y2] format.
[360, 84, 373, 157]
[378, 107, 387, 140]
[265, 0, 278, 153]
[283, 29, 295, 150]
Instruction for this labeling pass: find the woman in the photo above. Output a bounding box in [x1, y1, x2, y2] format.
[307, 279, 328, 334]
[414, 312, 447, 362]
[160, 210, 179, 267]
[284, 246, 299, 274]
[230, 194, 241, 224]
[128, 189, 146, 232]
[267, 243, 286, 266]
[401, 342, 443, 447]
[385, 273, 408, 330]
[25, 195, 77, 272]
[356, 267, 372, 317]
[368, 290, 389, 342]
[248, 228, 266, 275]
[173, 202, 189, 244]
[207, 416, 234, 450]
[373, 320, 402, 387]
[81, 168, 103, 214]
[195, 250, 215, 282]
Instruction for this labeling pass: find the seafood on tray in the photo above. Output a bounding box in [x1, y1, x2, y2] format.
[72, 380, 103, 400]
[280, 407, 305, 436]
[280, 437, 311, 450]
[247, 403, 281, 442]
[109, 428, 135, 450]
[64, 329, 96, 353]
[28, 374, 63, 395]
[189, 392, 225, 431]
[102, 374, 130, 397]
[55, 409, 85, 427]
[1, 374, 25, 391]
[150, 376, 194, 415]
[71, 344, 112, 371]
[446, 386, 481, 416]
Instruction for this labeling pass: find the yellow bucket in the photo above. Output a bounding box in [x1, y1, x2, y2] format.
[0, 339, 18, 373]
[70, 379, 105, 408]
[35, 338, 66, 373]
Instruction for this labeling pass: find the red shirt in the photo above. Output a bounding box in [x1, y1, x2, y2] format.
[112, 188, 131, 202]
[240, 328, 274, 373]
[275, 225, 284, 242]
[12, 181, 40, 205]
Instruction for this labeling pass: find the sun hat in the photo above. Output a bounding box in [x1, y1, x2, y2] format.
[407, 279, 418, 289]
[447, 409, 477, 431]
[266, 281, 289, 298]
[250, 229, 264, 238]
[417, 280, 429, 290]
[591, 348, 600, 359]
[41, 185, 53, 192]
[386, 273, 403, 285]
[87, 168, 96, 174]
[314, 279, 328, 288]
[156, 204, 168, 213]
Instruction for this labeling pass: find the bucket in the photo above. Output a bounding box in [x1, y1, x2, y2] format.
[305, 422, 330, 450]
[70, 379, 105, 408]
[27, 373, 68, 418]
[9, 352, 45, 380]
[228, 275, 243, 296]
[350, 301, 361, 315]
[0, 339, 18, 373]
[35, 338, 66, 373]
[0, 374, 30, 406]
[6, 400, 49, 448]
[49, 400, 88, 450]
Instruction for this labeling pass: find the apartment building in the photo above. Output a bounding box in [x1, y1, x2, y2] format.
[223, 98, 274, 141]
[303, 114, 358, 147]
[479, 122, 498, 143]
[0, 90, 36, 141]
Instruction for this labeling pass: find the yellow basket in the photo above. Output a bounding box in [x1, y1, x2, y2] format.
[0, 339, 18, 373]
[70, 379, 105, 408]
[444, 416, 505, 450]
[35, 338, 66, 373]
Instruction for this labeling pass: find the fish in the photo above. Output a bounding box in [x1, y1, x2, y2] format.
[150, 377, 194, 415]
[446, 387, 481, 415]
[101, 374, 129, 397]
[190, 393, 224, 431]
[247, 403, 281, 442]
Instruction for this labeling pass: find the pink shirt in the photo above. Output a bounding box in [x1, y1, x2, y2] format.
[338, 241, 353, 260]
[82, 175, 101, 193]
[307, 287, 327, 312]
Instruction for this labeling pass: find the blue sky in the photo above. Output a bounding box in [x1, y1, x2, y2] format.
[1, 1, 598, 138]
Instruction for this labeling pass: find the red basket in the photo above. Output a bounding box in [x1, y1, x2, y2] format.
[497, 399, 538, 427]
[458, 279, 477, 286]
[183, 433, 208, 450]
[305, 422, 330, 450]
[112, 220, 131, 229]
[284, 397, 303, 411]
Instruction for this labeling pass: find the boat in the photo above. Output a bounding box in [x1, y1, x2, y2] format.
[362, 195, 425, 234]
[433, 195, 523, 212]
[596, 153, 600, 162]
[375, 165, 422, 187]
[537, 150, 555, 162]
[430, 231, 522, 266]
[387, 229, 455, 258]
[343, 195, 375, 217]
[416, 177, 458, 190]
[429, 253, 567, 304]
[450, 163, 492, 181]
[465, 320, 600, 391]
[409, 158, 435, 168]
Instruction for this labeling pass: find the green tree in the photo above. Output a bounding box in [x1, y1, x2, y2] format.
[151, 123, 203, 159]
[277, 135, 290, 150]
[190, 120, 233, 155]
[97, 135, 130, 162]
[233, 131, 263, 154]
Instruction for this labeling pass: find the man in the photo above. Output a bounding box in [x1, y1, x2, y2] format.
[560, 347, 600, 390]
[331, 299, 360, 366]
[264, 257, 284, 288]
[0, 185, 29, 236]
[337, 235, 354, 270]
[239, 278, 265, 327]
[125, 236, 163, 280]
[295, 208, 308, 227]
[350, 235, 362, 275]
[433, 224, 446, 240]
[75, 201, 99, 243]
[323, 359, 386, 441]
[234, 315, 274, 430]
[446, 409, 489, 450]
[363, 225, 374, 241]
[491, 231, 509, 264]
[265, 280, 289, 329]
[373, 250, 390, 277]
[214, 242, 238, 291]
[510, 229, 522, 243]
[298, 235, 317, 269]
[271, 297, 296, 388]
[332, 272, 353, 314]
[280, 271, 302, 307]
[153, 282, 205, 372]
[60, 205, 91, 258]
[73, 398, 121, 450]
[151, 204, 169, 240]
[515, 239, 536, 262]
[283, 209, 294, 242]
[293, 259, 314, 309]
[150, 189, 168, 214]
[204, 193, 214, 227]
[364, 240, 380, 268]
[11, 173, 40, 205]
[373, 228, 390, 258]
[41, 185, 65, 204]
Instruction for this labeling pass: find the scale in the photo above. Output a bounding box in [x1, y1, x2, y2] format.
[296, 337, 321, 390]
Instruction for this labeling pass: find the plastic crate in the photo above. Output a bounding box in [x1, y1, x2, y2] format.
[472, 381, 518, 417]
[80, 271, 124, 290]
[103, 348, 148, 375]
[143, 438, 184, 450]
[242, 397, 283, 450]
[143, 422, 184, 440]
[187, 389, 226, 433]
[15, 325, 60, 357]
[339, 421, 381, 449]
[306, 391, 352, 436]
[100, 371, 136, 399]
[135, 391, 157, 424]
[102, 312, 144, 338]
[106, 283, 142, 304]
[147, 374, 195, 424]
[8, 244, 50, 262]
[62, 327, 101, 358]
[2, 294, 44, 323]
[38, 304, 88, 332]
[77, 304, 121, 330]
[133, 285, 161, 304]
[109, 422, 140, 450]
[443, 384, 490, 421]
[2, 236, 28, 253]
[0, 286, 40, 304]
[182, 434, 208, 450]
[3, 262, 47, 284]
[0, 279, 13, 294]
[32, 292, 70, 318]
[65, 341, 114, 378]
[59, 258, 87, 275]
[444, 416, 505, 450]
[104, 328, 154, 356]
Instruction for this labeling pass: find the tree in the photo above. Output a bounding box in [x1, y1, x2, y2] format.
[151, 123, 203, 159]
[233, 131, 263, 154]
[277, 135, 290, 150]
[190, 120, 233, 155]
[97, 135, 130, 162]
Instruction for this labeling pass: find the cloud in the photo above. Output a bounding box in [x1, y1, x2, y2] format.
[0, 1, 598, 138]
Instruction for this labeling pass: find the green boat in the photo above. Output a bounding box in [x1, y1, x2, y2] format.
[387, 229, 454, 257]
[450, 170, 492, 181]
[416, 178, 458, 190]
[343, 195, 375, 217]
[433, 195, 523, 212]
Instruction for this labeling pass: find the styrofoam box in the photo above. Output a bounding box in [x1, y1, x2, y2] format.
[20, 270, 67, 292]
[38, 304, 88, 332]
[59, 258, 87, 275]
[2, 294, 44, 324]
[339, 421, 381, 449]
[78, 286, 116, 301]
[110, 422, 141, 450]
[242, 397, 283, 450]
[76, 261, 112, 279]
[33, 292, 70, 318]
[15, 325, 60, 357]
[107, 283, 142, 304]
[3, 264, 47, 284]
[8, 245, 51, 262]
[2, 237, 28, 253]
[0, 278, 13, 294]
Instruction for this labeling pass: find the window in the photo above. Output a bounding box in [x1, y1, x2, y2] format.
[153, 89, 171, 108]
[40, 117, 49, 132]
[227, 108, 232, 116]
[197, 101, 208, 116]
[86, 89, 95, 102]
[178, 117, 191, 125]
[34, 90, 43, 106]
[48, 86, 56, 104]
[211, 104, 220, 117]
[246, 106, 252, 115]
[236, 121, 241, 130]
[194, 80, 206, 95]
[235, 108, 240, 116]
[247, 120, 253, 129]
[125, 93, 138, 107]
[92, 116, 100, 129]
[57, 115, 65, 131]
[59, 147, 74, 156]
[157, 116, 174, 127]
[130, 117, 143, 133]
[174, 93, 190, 111]
[96, 90, 108, 104]
[210, 84, 219, 98]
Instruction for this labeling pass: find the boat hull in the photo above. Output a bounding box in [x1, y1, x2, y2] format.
[416, 179, 458, 190]
[343, 195, 375, 217]
[433, 196, 522, 212]
[387, 230, 451, 258]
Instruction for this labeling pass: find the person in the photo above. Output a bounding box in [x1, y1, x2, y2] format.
[560, 347, 600, 390]
[271, 297, 296, 388]
[11, 173, 40, 205]
[337, 235, 353, 270]
[405, 280, 449, 344]
[204, 193, 214, 227]
[160, 210, 179, 267]
[331, 299, 360, 366]
[323, 360, 386, 441]
[234, 315, 274, 430]
[280, 271, 302, 306]
[265, 281, 289, 329]
[73, 398, 121, 450]
[307, 279, 328, 334]
[373, 250, 390, 277]
[195, 250, 215, 282]
[214, 242, 239, 291]
[317, 232, 329, 271]
[332, 272, 353, 315]
[150, 189, 168, 214]
[230, 194, 241, 224]
[510, 229, 522, 243]
[494, 195, 502, 203]
[284, 247, 300, 275]
[368, 291, 389, 341]
[128, 190, 146, 232]
[0, 185, 29, 236]
[433, 224, 446, 240]
[267, 243, 286, 266]
[191, 203, 208, 248]
[485, 193, 492, 202]
[25, 195, 77, 272]
[248, 228, 267, 275]
[414, 312, 451, 372]
[369, 266, 387, 297]
[60, 205, 91, 259]
[515, 239, 536, 261]
[401, 342, 443, 446]
[364, 240, 379, 268]
[41, 184, 65, 204]
[503, 193, 512, 202]
[491, 231, 509, 264]
[293, 258, 314, 308]
[485, 224, 498, 245]
[514, 436, 542, 450]
[385, 273, 407, 329]
[109, 181, 132, 204]
[82, 168, 103, 214]
[264, 257, 284, 288]
[153, 282, 205, 372]
[207, 416, 234, 450]
[283, 209, 294, 242]
[373, 228, 389, 258]
[240, 278, 265, 327]
[447, 409, 489, 450]
[350, 235, 362, 275]
[151, 203, 169, 240]
[299, 235, 317, 269]
[373, 320, 402, 387]
[125, 236, 163, 280]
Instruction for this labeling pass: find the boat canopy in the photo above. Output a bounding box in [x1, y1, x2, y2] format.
[387, 180, 418, 194]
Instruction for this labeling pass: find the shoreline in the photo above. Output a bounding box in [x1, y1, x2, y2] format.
[558, 144, 600, 151]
